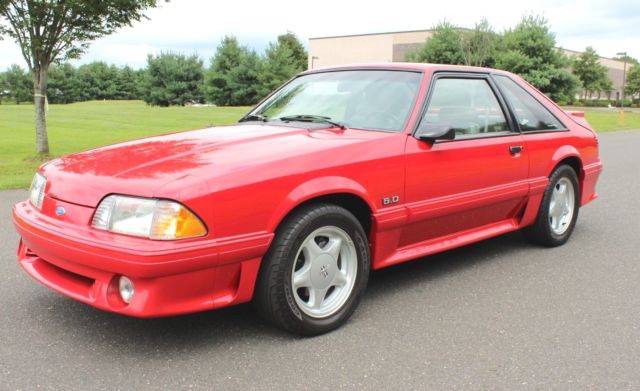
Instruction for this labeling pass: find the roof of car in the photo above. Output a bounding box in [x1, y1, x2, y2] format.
[301, 63, 513, 77]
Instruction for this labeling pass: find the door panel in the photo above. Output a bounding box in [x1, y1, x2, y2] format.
[403, 136, 529, 246]
[402, 75, 530, 247]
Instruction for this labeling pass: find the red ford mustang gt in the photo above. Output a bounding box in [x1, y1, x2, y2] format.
[13, 64, 602, 335]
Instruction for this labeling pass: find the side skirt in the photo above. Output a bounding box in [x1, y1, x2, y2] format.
[373, 218, 522, 270]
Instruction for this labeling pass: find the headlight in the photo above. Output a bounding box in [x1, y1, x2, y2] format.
[91, 195, 207, 240]
[29, 173, 47, 210]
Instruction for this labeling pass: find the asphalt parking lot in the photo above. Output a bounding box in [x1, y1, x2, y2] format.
[1, 130, 639, 390]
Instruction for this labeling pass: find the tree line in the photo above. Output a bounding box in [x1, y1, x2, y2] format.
[1, 0, 637, 157]
[0, 32, 306, 107]
[0, 62, 143, 104]
[406, 15, 640, 105]
[3, 16, 637, 108]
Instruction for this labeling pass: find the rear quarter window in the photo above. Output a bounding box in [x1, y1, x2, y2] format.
[494, 75, 566, 132]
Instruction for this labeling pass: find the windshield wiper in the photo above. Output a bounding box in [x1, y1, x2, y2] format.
[278, 115, 347, 130]
[239, 113, 268, 122]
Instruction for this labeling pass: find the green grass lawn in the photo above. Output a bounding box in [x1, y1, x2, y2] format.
[0, 101, 638, 190]
[580, 109, 640, 132]
[0, 101, 249, 189]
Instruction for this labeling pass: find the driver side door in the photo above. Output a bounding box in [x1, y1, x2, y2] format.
[402, 73, 529, 247]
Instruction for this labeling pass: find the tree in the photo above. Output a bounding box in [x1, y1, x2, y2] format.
[615, 55, 639, 101]
[261, 33, 307, 93]
[572, 47, 609, 99]
[613, 55, 639, 66]
[142, 53, 204, 107]
[134, 68, 148, 99]
[459, 18, 499, 67]
[228, 49, 265, 105]
[406, 20, 465, 64]
[76, 62, 118, 101]
[115, 65, 142, 100]
[0, 0, 162, 155]
[48, 63, 78, 104]
[4, 64, 31, 103]
[0, 72, 6, 104]
[274, 32, 308, 71]
[495, 15, 579, 103]
[205, 36, 263, 106]
[626, 65, 640, 99]
[597, 74, 613, 100]
[204, 36, 242, 105]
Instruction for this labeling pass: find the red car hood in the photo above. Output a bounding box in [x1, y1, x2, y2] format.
[41, 123, 379, 207]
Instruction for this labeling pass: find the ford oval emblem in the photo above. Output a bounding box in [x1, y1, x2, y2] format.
[55, 206, 66, 216]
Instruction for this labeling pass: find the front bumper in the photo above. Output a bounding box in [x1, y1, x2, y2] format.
[12, 200, 273, 317]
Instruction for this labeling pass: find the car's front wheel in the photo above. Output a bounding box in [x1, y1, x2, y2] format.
[255, 204, 370, 335]
[523, 164, 580, 247]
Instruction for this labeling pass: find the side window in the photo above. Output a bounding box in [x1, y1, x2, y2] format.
[494, 75, 565, 132]
[419, 77, 510, 138]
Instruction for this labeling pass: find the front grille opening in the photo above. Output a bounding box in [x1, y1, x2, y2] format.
[29, 254, 96, 298]
[44, 260, 95, 289]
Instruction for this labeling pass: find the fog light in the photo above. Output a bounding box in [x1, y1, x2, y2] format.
[118, 276, 135, 304]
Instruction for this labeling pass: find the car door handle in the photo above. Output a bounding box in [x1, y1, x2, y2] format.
[509, 145, 524, 155]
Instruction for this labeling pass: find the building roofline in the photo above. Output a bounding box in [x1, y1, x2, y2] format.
[560, 47, 625, 63]
[309, 29, 627, 65]
[309, 28, 439, 40]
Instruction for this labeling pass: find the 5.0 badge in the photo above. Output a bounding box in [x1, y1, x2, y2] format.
[382, 196, 399, 205]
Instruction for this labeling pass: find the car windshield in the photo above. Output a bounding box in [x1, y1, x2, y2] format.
[248, 70, 422, 132]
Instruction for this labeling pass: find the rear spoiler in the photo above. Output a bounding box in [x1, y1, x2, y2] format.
[565, 111, 585, 118]
[565, 110, 594, 132]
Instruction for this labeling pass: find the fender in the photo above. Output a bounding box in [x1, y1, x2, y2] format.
[547, 145, 582, 177]
[266, 176, 377, 233]
[520, 145, 584, 228]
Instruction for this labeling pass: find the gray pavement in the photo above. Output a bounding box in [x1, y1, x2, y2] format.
[1, 130, 640, 390]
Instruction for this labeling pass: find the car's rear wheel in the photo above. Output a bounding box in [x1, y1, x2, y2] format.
[254, 204, 369, 335]
[523, 165, 580, 247]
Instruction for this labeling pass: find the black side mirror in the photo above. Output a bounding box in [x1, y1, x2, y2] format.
[416, 123, 456, 143]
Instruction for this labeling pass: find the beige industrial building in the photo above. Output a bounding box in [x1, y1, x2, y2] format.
[308, 29, 629, 100]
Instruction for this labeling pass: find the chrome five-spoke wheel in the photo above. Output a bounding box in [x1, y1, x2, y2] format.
[524, 164, 580, 247]
[255, 204, 369, 335]
[291, 226, 358, 318]
[548, 177, 575, 236]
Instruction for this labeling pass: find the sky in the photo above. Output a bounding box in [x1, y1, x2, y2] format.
[0, 0, 638, 70]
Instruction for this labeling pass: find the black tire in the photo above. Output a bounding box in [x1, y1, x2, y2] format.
[523, 165, 580, 247]
[254, 204, 370, 336]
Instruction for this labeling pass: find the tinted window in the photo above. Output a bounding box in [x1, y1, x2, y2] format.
[251, 70, 422, 132]
[419, 78, 510, 138]
[494, 75, 565, 132]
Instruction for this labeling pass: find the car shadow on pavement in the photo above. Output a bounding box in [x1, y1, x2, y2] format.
[27, 230, 535, 354]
